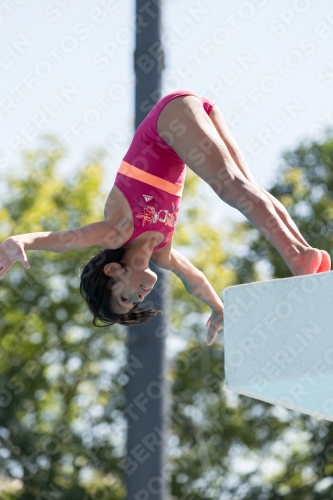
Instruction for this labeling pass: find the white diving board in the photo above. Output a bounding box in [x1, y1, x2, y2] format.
[223, 271, 333, 421]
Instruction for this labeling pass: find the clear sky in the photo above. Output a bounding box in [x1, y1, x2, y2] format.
[1, 0, 333, 228]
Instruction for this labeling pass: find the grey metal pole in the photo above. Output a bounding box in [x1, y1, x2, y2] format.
[124, 1, 169, 499]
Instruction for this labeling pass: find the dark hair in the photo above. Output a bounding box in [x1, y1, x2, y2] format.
[80, 248, 162, 327]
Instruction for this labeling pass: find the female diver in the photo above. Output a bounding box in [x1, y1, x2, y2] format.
[0, 90, 330, 346]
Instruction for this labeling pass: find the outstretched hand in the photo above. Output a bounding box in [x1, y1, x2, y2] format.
[0, 237, 30, 279]
[206, 308, 224, 346]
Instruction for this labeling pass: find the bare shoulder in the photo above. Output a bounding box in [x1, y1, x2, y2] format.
[104, 186, 130, 219]
[103, 186, 134, 246]
[150, 239, 173, 269]
[151, 243, 187, 271]
[152, 245, 202, 282]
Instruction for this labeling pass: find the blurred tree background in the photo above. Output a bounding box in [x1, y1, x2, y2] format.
[1, 132, 333, 499]
[0, 137, 127, 499]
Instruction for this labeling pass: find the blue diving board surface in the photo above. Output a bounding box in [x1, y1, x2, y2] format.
[223, 271, 333, 421]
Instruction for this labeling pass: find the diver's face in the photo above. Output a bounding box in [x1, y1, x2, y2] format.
[104, 262, 157, 315]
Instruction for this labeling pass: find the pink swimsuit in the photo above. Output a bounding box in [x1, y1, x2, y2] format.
[114, 90, 215, 251]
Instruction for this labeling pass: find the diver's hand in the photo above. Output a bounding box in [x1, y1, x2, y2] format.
[206, 307, 224, 346]
[0, 237, 30, 279]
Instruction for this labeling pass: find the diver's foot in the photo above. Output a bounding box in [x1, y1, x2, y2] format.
[289, 247, 322, 276]
[316, 250, 331, 273]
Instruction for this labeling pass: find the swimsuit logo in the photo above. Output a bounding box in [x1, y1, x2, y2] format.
[143, 194, 153, 202]
[135, 204, 178, 228]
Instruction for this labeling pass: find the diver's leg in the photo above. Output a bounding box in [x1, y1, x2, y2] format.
[157, 95, 323, 276]
[208, 106, 311, 247]
[207, 105, 331, 272]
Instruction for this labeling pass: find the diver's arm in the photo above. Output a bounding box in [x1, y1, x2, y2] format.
[168, 248, 223, 314]
[151, 246, 224, 345]
[152, 245, 223, 312]
[0, 221, 123, 279]
[10, 221, 122, 253]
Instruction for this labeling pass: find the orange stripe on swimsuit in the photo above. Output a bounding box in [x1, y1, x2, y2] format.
[118, 160, 184, 197]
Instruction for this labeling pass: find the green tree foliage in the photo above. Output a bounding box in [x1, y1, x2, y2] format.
[189, 132, 333, 500]
[167, 172, 302, 499]
[168, 343, 301, 500]
[3, 134, 333, 500]
[0, 137, 127, 499]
